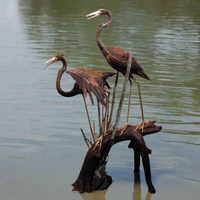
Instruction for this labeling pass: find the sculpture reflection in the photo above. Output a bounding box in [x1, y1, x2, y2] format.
[80, 189, 107, 200]
[78, 174, 152, 200]
[133, 174, 152, 200]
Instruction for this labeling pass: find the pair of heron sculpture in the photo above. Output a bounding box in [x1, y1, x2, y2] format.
[44, 9, 150, 148]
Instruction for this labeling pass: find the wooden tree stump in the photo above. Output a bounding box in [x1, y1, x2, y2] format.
[72, 120, 162, 194]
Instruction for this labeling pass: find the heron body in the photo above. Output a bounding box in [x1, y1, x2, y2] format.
[44, 54, 115, 138]
[104, 46, 150, 80]
[44, 54, 115, 107]
[86, 9, 150, 81]
[86, 9, 150, 129]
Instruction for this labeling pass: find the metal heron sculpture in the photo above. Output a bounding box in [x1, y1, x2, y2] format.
[44, 54, 115, 139]
[86, 9, 150, 131]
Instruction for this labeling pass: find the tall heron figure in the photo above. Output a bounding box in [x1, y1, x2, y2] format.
[44, 55, 115, 139]
[86, 9, 150, 131]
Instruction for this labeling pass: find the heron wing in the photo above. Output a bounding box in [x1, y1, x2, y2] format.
[66, 68, 114, 107]
[107, 46, 150, 80]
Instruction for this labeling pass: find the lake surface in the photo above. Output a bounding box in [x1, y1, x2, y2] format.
[0, 0, 200, 199]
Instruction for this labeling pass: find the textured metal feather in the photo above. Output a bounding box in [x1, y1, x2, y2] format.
[66, 68, 115, 107]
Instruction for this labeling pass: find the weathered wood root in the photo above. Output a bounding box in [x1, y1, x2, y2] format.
[72, 120, 162, 194]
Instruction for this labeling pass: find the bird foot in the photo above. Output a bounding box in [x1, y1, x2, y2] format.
[134, 121, 145, 133]
[93, 135, 103, 151]
[119, 123, 129, 136]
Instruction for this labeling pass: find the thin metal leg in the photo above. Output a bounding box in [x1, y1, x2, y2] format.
[132, 77, 144, 122]
[131, 77, 145, 132]
[82, 96, 95, 142]
[126, 79, 132, 124]
[97, 100, 102, 135]
[108, 72, 119, 129]
[118, 79, 132, 135]
[105, 90, 110, 132]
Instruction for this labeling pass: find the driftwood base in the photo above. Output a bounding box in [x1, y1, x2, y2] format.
[72, 120, 162, 194]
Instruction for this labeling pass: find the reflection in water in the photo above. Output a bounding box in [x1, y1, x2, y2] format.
[81, 189, 107, 200]
[79, 174, 152, 200]
[133, 174, 152, 200]
[133, 174, 142, 200]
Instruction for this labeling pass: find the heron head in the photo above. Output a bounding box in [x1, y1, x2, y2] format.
[86, 9, 110, 20]
[43, 55, 64, 68]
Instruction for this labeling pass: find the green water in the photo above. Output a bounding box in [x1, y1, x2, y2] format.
[1, 0, 200, 199]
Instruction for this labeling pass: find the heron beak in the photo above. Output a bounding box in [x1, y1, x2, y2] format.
[86, 10, 101, 20]
[43, 57, 57, 68]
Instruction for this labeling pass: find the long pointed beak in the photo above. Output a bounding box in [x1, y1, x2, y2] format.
[43, 57, 57, 68]
[86, 10, 101, 20]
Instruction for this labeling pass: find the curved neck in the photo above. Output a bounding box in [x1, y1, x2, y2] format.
[56, 59, 80, 97]
[96, 11, 112, 54]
